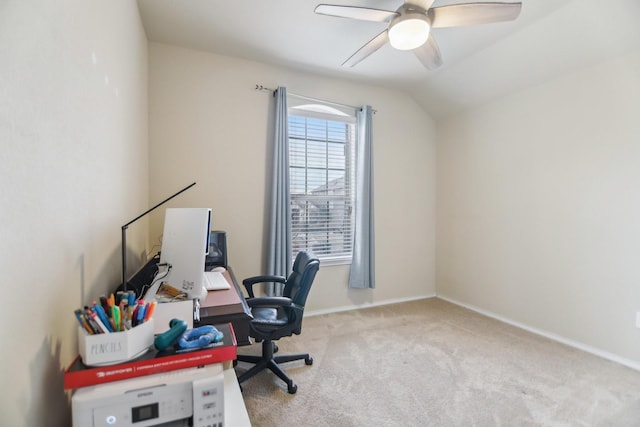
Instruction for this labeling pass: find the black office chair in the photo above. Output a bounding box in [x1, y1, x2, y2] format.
[236, 251, 320, 394]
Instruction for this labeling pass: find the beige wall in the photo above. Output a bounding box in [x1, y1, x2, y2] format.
[0, 1, 148, 425]
[147, 43, 437, 314]
[6, 2, 638, 425]
[436, 50, 640, 367]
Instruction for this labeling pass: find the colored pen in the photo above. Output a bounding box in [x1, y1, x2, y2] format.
[93, 304, 113, 332]
[126, 303, 135, 329]
[127, 291, 136, 306]
[131, 304, 140, 327]
[144, 301, 156, 322]
[74, 309, 94, 334]
[118, 306, 123, 332]
[136, 303, 146, 325]
[86, 308, 109, 334]
[112, 306, 120, 332]
[118, 302, 126, 331]
[100, 295, 111, 317]
[83, 308, 103, 334]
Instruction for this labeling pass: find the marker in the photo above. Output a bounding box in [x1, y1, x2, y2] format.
[144, 301, 156, 322]
[131, 304, 140, 327]
[127, 291, 136, 306]
[117, 303, 125, 331]
[112, 306, 120, 332]
[126, 303, 136, 329]
[136, 303, 146, 326]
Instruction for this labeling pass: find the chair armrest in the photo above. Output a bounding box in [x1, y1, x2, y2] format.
[242, 275, 286, 298]
[246, 296, 292, 309]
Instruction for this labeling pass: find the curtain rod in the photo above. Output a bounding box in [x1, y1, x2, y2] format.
[255, 84, 375, 113]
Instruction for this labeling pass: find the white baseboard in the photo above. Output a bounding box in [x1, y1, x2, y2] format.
[305, 294, 436, 317]
[438, 294, 640, 372]
[305, 294, 640, 372]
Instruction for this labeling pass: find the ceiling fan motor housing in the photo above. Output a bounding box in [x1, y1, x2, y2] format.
[388, 10, 431, 51]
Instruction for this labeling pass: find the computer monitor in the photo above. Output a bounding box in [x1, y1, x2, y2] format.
[158, 208, 211, 301]
[205, 231, 227, 269]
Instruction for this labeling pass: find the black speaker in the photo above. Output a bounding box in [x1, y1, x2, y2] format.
[206, 230, 227, 269]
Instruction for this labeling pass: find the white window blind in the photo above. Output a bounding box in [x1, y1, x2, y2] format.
[288, 100, 356, 263]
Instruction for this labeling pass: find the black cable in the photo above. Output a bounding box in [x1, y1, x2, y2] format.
[138, 264, 172, 299]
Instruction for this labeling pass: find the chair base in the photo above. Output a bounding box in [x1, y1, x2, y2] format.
[236, 339, 312, 394]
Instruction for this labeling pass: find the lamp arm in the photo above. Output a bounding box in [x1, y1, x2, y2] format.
[121, 182, 196, 291]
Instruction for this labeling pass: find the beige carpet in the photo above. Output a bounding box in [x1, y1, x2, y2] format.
[236, 298, 640, 426]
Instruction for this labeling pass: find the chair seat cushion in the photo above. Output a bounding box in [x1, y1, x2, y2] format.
[251, 306, 289, 326]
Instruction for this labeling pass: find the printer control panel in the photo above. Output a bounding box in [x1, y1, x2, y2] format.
[193, 374, 224, 427]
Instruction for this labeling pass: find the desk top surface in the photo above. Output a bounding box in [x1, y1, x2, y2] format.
[199, 268, 251, 319]
[202, 271, 242, 307]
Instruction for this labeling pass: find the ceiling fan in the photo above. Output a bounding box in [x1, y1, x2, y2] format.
[314, 1, 522, 69]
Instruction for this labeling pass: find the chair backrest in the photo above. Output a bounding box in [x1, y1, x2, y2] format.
[283, 251, 320, 307]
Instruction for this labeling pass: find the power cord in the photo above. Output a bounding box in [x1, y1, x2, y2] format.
[138, 263, 172, 299]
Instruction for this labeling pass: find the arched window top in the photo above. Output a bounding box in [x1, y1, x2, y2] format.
[288, 95, 356, 124]
[291, 103, 350, 117]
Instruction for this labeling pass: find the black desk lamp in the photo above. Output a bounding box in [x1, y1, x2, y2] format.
[121, 182, 196, 291]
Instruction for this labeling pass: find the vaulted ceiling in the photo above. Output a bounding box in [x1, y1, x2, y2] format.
[137, 0, 640, 119]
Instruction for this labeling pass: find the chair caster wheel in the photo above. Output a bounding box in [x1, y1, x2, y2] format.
[288, 383, 297, 394]
[273, 343, 279, 353]
[305, 356, 313, 365]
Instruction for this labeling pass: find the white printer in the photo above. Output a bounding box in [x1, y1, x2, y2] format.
[72, 364, 224, 427]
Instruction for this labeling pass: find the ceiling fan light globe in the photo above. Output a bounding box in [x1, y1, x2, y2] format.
[388, 15, 430, 51]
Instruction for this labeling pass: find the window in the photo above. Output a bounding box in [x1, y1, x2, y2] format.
[288, 100, 356, 264]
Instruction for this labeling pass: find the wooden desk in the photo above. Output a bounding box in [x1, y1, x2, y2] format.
[122, 256, 253, 346]
[198, 268, 253, 346]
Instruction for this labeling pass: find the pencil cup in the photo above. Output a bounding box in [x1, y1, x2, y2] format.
[78, 319, 154, 366]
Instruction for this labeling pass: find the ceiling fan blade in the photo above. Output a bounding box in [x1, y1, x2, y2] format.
[413, 34, 443, 70]
[342, 30, 389, 68]
[430, 2, 522, 28]
[404, 0, 436, 12]
[314, 5, 398, 22]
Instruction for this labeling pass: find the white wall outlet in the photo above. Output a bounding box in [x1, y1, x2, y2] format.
[635, 312, 640, 329]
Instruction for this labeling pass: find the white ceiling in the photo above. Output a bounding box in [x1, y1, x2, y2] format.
[137, 0, 640, 119]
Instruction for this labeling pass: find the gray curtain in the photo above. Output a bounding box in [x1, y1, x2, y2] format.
[349, 105, 375, 288]
[266, 87, 291, 296]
